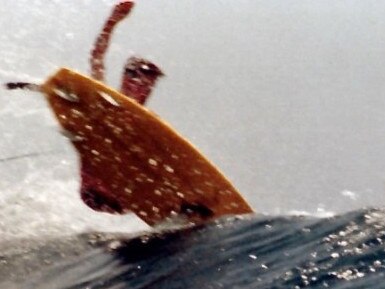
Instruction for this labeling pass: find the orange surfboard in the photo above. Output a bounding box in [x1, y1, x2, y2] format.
[41, 68, 253, 226]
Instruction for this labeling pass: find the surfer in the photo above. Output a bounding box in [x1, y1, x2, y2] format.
[5, 1, 253, 226]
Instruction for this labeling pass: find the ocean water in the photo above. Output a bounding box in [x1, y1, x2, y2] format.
[2, 208, 385, 288]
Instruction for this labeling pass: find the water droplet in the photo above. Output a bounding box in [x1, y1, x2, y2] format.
[131, 203, 139, 209]
[195, 188, 204, 195]
[91, 150, 100, 156]
[98, 91, 120, 106]
[53, 87, 79, 102]
[204, 181, 214, 187]
[148, 158, 158, 166]
[139, 211, 148, 216]
[338, 240, 348, 246]
[164, 165, 174, 173]
[108, 240, 122, 250]
[71, 109, 83, 117]
[331, 253, 339, 258]
[249, 254, 257, 260]
[124, 187, 132, 194]
[113, 126, 123, 134]
[130, 145, 142, 153]
[176, 192, 184, 198]
[340, 189, 358, 200]
[104, 138, 112, 144]
[85, 125, 93, 130]
[65, 32, 74, 39]
[154, 189, 162, 196]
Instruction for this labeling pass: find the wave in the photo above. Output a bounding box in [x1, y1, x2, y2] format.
[3, 208, 385, 289]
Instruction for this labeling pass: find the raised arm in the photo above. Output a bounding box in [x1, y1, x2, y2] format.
[90, 1, 134, 81]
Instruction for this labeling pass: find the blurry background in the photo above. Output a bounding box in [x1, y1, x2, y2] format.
[1, 0, 385, 241]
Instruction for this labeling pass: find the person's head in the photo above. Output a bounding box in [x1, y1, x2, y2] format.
[121, 56, 164, 104]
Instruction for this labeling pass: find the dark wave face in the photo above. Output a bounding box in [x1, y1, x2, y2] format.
[5, 208, 385, 289]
